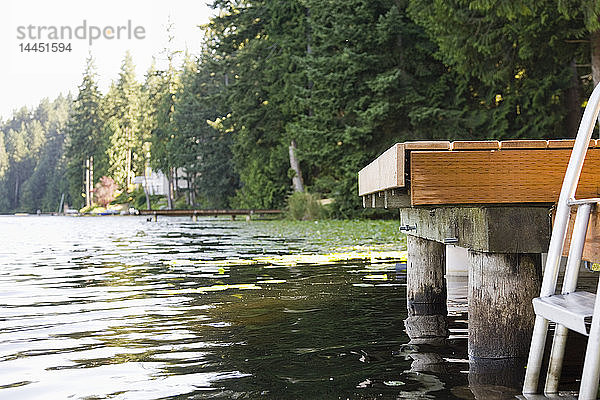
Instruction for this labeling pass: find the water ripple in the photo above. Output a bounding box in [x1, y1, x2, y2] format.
[0, 216, 472, 399]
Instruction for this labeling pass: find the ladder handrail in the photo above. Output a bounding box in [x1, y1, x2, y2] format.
[524, 83, 600, 394]
[540, 83, 600, 298]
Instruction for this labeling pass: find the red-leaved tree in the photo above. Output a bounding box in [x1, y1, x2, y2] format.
[94, 176, 118, 207]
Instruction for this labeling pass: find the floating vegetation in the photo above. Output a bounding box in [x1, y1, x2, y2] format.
[168, 258, 259, 267]
[165, 283, 262, 295]
[383, 381, 406, 387]
[167, 250, 407, 269]
[256, 279, 287, 284]
[363, 274, 388, 281]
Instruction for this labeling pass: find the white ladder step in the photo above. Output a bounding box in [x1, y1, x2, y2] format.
[532, 291, 596, 336]
[567, 197, 600, 206]
[516, 393, 578, 399]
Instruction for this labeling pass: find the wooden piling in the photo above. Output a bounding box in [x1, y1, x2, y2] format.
[468, 251, 542, 359]
[405, 236, 448, 344]
[406, 236, 447, 314]
[468, 358, 526, 398]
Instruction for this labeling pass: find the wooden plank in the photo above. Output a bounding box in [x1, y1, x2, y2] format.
[357, 143, 404, 195]
[500, 140, 548, 149]
[545, 139, 594, 149]
[410, 149, 600, 205]
[584, 209, 600, 263]
[357, 157, 380, 196]
[404, 141, 452, 151]
[400, 207, 550, 253]
[451, 140, 500, 150]
[378, 143, 404, 192]
[536, 139, 596, 148]
[547, 139, 574, 148]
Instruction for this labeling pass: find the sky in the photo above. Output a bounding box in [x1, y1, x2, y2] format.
[0, 0, 215, 120]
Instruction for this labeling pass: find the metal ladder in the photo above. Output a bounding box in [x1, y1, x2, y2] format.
[523, 83, 600, 399]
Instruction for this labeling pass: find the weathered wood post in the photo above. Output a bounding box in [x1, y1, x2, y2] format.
[406, 236, 447, 312]
[468, 358, 526, 398]
[404, 235, 449, 345]
[465, 251, 542, 395]
[468, 251, 542, 358]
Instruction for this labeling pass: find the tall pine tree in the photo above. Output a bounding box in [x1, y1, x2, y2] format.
[65, 55, 104, 209]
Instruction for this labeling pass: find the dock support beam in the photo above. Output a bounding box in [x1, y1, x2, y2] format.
[405, 236, 448, 345]
[400, 206, 547, 363]
[468, 251, 541, 359]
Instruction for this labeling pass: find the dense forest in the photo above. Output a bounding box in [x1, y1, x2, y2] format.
[1, 1, 599, 216]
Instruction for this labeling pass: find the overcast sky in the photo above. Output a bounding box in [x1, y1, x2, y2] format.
[0, 0, 214, 120]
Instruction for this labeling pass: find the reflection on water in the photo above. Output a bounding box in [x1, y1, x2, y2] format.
[0, 216, 477, 399]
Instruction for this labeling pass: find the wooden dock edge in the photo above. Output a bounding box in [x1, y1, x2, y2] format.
[358, 139, 599, 197]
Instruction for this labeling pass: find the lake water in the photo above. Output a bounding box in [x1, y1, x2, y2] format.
[0, 215, 511, 399]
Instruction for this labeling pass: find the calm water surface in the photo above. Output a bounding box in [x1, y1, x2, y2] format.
[0, 216, 479, 399]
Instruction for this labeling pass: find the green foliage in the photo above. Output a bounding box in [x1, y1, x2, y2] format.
[173, 195, 190, 209]
[116, 186, 160, 209]
[105, 117, 128, 185]
[290, 0, 473, 216]
[286, 191, 325, 220]
[407, 0, 591, 138]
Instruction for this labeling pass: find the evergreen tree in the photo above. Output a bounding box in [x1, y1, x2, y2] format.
[21, 96, 71, 212]
[0, 132, 8, 179]
[0, 131, 8, 211]
[65, 55, 104, 209]
[291, 0, 469, 215]
[149, 51, 180, 209]
[206, 0, 307, 209]
[174, 53, 239, 208]
[105, 51, 142, 190]
[139, 60, 162, 209]
[5, 126, 29, 209]
[39, 95, 72, 212]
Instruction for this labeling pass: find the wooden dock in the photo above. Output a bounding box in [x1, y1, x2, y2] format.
[139, 209, 282, 220]
[359, 139, 600, 204]
[357, 139, 600, 369]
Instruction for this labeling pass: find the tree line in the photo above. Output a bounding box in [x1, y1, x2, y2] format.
[1, 1, 598, 216]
